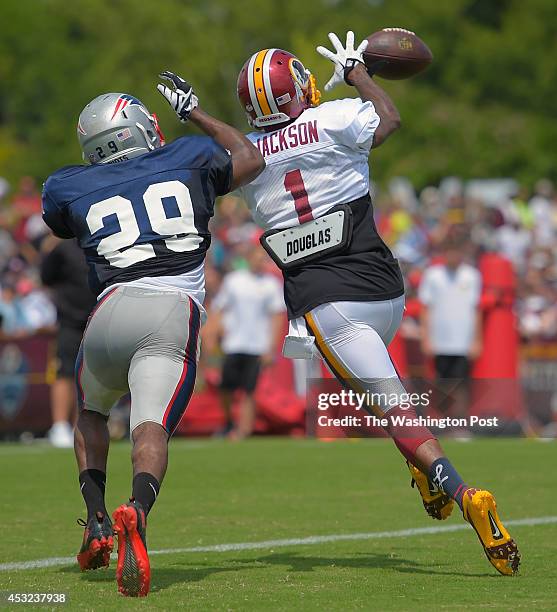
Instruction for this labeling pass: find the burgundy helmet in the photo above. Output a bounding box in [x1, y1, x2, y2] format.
[237, 49, 320, 131]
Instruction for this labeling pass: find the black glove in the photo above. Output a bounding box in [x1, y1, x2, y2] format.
[157, 70, 199, 123]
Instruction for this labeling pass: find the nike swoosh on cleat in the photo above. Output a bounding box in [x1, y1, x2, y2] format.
[488, 511, 503, 539]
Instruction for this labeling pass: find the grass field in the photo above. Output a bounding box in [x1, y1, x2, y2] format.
[0, 438, 556, 610]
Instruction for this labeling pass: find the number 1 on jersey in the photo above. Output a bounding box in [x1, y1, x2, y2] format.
[284, 169, 314, 224]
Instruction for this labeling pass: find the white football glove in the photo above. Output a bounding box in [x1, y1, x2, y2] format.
[157, 71, 199, 123]
[316, 31, 368, 91]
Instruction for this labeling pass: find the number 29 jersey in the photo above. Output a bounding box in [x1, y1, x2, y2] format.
[237, 97, 379, 230]
[42, 136, 232, 297]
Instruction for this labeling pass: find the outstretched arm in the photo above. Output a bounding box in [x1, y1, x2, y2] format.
[157, 71, 265, 191]
[188, 108, 265, 190]
[346, 63, 401, 148]
[316, 31, 401, 148]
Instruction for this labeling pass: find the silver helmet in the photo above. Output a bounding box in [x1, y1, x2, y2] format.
[77, 93, 165, 164]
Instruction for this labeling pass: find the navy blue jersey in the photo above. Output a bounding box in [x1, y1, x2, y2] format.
[42, 136, 232, 295]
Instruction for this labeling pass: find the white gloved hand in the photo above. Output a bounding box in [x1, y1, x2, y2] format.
[157, 71, 199, 123]
[316, 31, 368, 91]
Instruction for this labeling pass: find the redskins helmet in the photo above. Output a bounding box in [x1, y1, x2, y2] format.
[237, 49, 320, 130]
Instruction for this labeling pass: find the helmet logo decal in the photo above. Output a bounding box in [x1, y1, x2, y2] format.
[77, 119, 87, 135]
[289, 59, 309, 89]
[110, 94, 142, 120]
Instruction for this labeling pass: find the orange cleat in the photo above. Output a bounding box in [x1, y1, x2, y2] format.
[112, 501, 150, 597]
[76, 511, 114, 571]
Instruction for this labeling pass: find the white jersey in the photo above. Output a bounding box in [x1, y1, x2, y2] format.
[418, 263, 482, 356]
[212, 268, 286, 355]
[238, 98, 380, 230]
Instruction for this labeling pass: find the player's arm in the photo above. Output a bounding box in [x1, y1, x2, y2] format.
[419, 305, 434, 357]
[189, 108, 265, 189]
[40, 237, 63, 286]
[157, 71, 265, 191]
[41, 186, 75, 239]
[346, 63, 400, 148]
[316, 31, 400, 148]
[418, 270, 434, 357]
[261, 311, 284, 367]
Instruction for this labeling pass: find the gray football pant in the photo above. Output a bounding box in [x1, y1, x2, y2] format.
[76, 286, 201, 434]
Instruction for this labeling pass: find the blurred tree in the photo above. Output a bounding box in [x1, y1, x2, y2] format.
[0, 0, 555, 190]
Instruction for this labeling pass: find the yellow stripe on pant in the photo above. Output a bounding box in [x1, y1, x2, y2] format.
[304, 311, 384, 419]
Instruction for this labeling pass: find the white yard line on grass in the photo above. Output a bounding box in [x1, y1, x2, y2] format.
[1, 515, 555, 572]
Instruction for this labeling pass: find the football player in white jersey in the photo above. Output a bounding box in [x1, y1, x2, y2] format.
[230, 31, 520, 575]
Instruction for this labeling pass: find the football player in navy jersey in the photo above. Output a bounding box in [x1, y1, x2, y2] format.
[42, 72, 264, 597]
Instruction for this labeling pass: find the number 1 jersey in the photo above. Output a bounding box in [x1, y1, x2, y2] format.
[42, 136, 232, 296]
[237, 97, 404, 319]
[237, 97, 380, 230]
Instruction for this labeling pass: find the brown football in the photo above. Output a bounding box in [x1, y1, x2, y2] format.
[363, 28, 433, 80]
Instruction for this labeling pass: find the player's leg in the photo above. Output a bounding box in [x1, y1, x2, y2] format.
[236, 393, 256, 439]
[218, 354, 240, 436]
[305, 298, 520, 575]
[49, 326, 83, 448]
[49, 378, 76, 447]
[74, 296, 127, 572]
[235, 355, 261, 439]
[111, 289, 201, 597]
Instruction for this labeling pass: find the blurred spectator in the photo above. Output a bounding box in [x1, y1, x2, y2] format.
[17, 277, 57, 331]
[529, 179, 555, 248]
[208, 242, 285, 439]
[418, 234, 482, 380]
[12, 176, 42, 219]
[41, 236, 96, 448]
[0, 284, 30, 337]
[0, 277, 55, 337]
[0, 177, 9, 204]
[11, 176, 43, 244]
[494, 219, 531, 275]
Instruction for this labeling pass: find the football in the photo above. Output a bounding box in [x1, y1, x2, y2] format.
[363, 28, 433, 80]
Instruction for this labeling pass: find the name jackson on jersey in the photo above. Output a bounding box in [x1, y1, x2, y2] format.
[253, 120, 319, 157]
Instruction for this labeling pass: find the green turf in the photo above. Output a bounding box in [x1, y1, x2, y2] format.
[0, 438, 555, 610]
